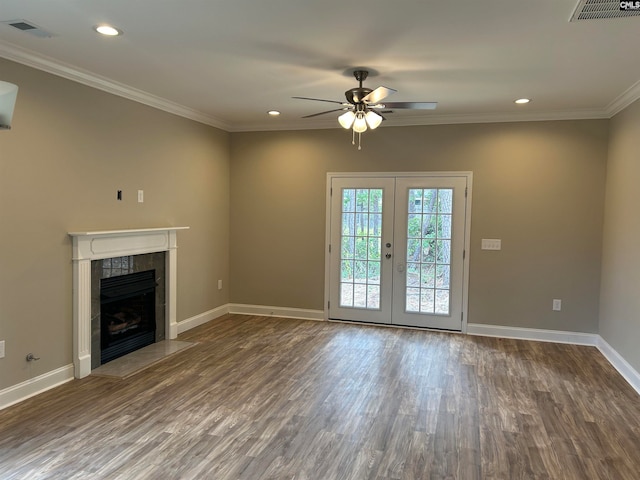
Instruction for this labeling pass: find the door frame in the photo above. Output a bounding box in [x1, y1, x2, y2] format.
[324, 171, 473, 333]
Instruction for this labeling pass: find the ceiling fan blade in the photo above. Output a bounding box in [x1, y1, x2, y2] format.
[302, 108, 347, 118]
[378, 102, 437, 110]
[362, 86, 397, 104]
[293, 96, 345, 105]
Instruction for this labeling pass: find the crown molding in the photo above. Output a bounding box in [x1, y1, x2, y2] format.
[0, 41, 230, 131]
[605, 78, 640, 117]
[383, 109, 610, 127]
[230, 109, 610, 132]
[2, 39, 638, 133]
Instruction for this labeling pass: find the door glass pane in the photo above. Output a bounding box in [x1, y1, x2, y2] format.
[342, 213, 355, 235]
[437, 189, 453, 213]
[341, 236, 354, 259]
[405, 188, 453, 315]
[340, 283, 353, 307]
[367, 285, 380, 309]
[438, 215, 452, 239]
[407, 263, 420, 287]
[367, 261, 380, 285]
[406, 287, 420, 312]
[355, 237, 367, 259]
[339, 188, 383, 309]
[421, 289, 435, 313]
[421, 264, 435, 288]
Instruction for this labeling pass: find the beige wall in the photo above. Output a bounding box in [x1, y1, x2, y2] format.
[230, 120, 608, 332]
[599, 99, 640, 373]
[0, 58, 230, 389]
[0, 55, 617, 394]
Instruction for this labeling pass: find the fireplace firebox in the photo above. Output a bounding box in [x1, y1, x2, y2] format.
[100, 269, 156, 364]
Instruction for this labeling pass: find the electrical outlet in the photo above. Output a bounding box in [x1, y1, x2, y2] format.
[553, 299, 562, 311]
[137, 190, 144, 203]
[0, 340, 5, 359]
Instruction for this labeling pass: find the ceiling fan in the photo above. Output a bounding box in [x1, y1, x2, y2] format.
[293, 69, 437, 149]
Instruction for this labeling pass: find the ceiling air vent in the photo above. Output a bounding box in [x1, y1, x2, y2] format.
[1, 19, 54, 38]
[570, 0, 640, 21]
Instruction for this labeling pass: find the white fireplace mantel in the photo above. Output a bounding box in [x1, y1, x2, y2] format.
[69, 227, 189, 378]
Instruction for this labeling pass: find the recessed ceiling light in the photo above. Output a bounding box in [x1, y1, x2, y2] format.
[93, 24, 123, 36]
[268, 110, 280, 116]
[515, 98, 530, 104]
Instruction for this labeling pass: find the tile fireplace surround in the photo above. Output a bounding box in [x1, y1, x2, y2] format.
[69, 227, 189, 379]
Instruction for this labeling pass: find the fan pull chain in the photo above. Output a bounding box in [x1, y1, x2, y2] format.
[350, 128, 363, 150]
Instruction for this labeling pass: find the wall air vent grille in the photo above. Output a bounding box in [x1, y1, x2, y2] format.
[570, 1, 640, 21]
[1, 19, 54, 38]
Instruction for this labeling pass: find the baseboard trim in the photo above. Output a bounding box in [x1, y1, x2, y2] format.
[597, 337, 640, 396]
[0, 305, 231, 411]
[467, 323, 598, 346]
[468, 323, 640, 396]
[228, 304, 325, 321]
[0, 364, 74, 411]
[3, 317, 638, 410]
[177, 304, 230, 334]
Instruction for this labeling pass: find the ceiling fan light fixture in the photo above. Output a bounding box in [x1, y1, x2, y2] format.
[352, 112, 368, 133]
[294, 69, 436, 149]
[365, 110, 382, 130]
[338, 110, 355, 129]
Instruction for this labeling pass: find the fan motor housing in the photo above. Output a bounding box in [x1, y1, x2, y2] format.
[345, 87, 372, 104]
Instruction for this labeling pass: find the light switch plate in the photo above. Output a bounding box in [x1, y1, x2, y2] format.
[0, 340, 5, 359]
[481, 239, 502, 250]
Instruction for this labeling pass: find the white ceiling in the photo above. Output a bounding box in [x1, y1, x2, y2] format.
[1, 0, 639, 132]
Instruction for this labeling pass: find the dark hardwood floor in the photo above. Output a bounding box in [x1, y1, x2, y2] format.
[1, 314, 639, 479]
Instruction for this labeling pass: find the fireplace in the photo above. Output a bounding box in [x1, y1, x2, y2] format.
[90, 253, 166, 369]
[100, 270, 156, 364]
[69, 227, 189, 378]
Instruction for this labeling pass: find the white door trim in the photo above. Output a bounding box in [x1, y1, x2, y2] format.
[324, 172, 473, 333]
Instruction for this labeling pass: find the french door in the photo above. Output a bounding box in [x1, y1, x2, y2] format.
[327, 174, 470, 331]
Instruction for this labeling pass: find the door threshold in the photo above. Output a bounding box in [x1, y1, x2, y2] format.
[328, 318, 462, 334]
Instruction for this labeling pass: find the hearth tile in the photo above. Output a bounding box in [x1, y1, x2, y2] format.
[90, 340, 195, 379]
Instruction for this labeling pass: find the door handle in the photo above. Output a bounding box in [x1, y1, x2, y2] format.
[385, 253, 392, 259]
